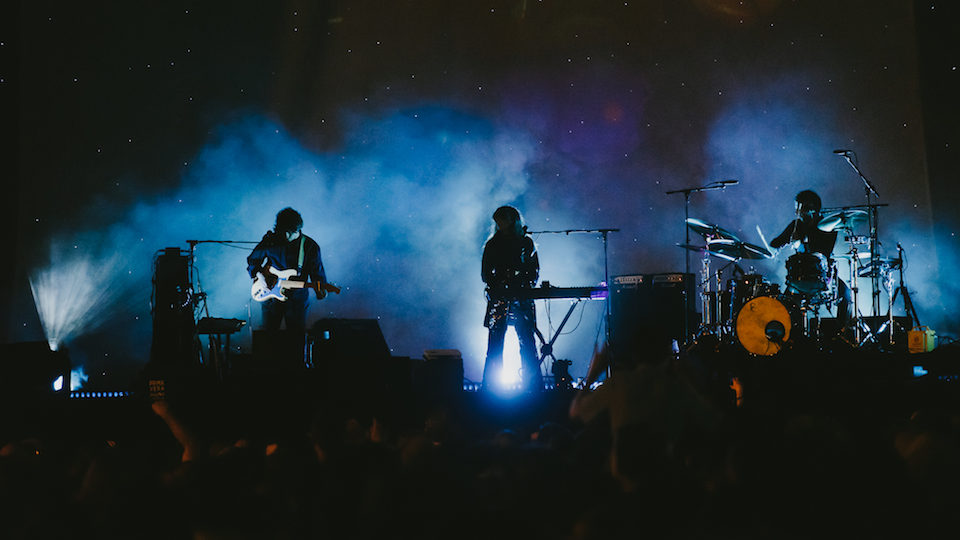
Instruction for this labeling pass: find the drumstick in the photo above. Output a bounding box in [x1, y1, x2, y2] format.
[756, 225, 777, 258]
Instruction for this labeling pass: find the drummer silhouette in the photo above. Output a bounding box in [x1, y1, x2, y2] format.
[770, 190, 852, 327]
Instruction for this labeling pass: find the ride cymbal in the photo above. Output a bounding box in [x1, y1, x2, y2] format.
[686, 218, 740, 241]
[818, 209, 868, 232]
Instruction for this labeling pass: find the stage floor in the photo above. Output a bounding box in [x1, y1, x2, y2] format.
[4, 340, 959, 452]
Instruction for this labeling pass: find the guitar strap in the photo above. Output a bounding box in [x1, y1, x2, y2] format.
[297, 235, 305, 276]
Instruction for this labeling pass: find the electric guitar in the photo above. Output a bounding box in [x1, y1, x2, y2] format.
[251, 265, 341, 302]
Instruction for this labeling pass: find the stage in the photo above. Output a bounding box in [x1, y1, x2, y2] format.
[4, 336, 958, 449]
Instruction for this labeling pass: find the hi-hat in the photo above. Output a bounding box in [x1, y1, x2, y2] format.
[835, 251, 873, 260]
[858, 257, 902, 278]
[686, 218, 740, 242]
[818, 209, 868, 232]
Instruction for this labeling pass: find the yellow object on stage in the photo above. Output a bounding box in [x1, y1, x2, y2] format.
[907, 326, 936, 353]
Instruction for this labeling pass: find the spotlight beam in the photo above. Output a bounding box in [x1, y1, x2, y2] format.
[29, 254, 129, 350]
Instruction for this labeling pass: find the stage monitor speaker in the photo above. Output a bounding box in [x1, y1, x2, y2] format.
[253, 330, 307, 371]
[610, 273, 694, 366]
[309, 319, 391, 360]
[306, 319, 391, 388]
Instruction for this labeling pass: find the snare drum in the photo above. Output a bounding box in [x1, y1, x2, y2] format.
[735, 295, 803, 356]
[785, 252, 829, 296]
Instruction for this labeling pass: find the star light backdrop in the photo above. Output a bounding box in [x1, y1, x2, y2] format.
[8, 1, 959, 388]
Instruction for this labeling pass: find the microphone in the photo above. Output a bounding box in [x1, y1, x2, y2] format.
[833, 149, 852, 154]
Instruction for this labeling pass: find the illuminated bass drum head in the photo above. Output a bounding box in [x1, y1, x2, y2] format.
[735, 296, 794, 356]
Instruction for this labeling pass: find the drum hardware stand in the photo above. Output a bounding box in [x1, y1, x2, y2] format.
[836, 150, 886, 318]
[667, 180, 738, 342]
[874, 243, 918, 347]
[718, 260, 746, 332]
[698, 252, 721, 336]
[857, 317, 879, 348]
[877, 267, 898, 347]
[844, 236, 880, 347]
[792, 288, 832, 346]
[697, 249, 745, 337]
[892, 243, 920, 328]
[847, 239, 863, 345]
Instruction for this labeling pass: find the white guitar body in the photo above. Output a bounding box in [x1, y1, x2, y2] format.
[251, 264, 340, 302]
[252, 267, 300, 302]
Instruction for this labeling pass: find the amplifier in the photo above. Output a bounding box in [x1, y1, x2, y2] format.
[609, 273, 695, 365]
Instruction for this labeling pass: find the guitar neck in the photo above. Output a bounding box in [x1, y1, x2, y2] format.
[281, 279, 341, 295]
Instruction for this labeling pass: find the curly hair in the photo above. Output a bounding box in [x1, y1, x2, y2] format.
[275, 207, 303, 234]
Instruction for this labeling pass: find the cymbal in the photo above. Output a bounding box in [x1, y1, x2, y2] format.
[835, 251, 872, 260]
[706, 238, 774, 260]
[858, 257, 902, 277]
[677, 243, 709, 253]
[686, 218, 740, 242]
[818, 209, 868, 232]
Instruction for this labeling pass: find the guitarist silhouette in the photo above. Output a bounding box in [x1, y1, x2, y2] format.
[247, 208, 332, 333]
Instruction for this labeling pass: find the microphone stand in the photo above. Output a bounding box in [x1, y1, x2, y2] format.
[665, 181, 737, 341]
[837, 152, 882, 318]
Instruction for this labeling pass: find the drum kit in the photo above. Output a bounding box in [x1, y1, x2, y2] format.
[680, 206, 914, 356]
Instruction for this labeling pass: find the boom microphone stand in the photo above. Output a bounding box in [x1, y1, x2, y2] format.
[834, 150, 882, 317]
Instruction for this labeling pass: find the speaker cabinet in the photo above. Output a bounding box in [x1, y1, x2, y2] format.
[150, 248, 198, 364]
[609, 274, 695, 366]
[420, 350, 464, 395]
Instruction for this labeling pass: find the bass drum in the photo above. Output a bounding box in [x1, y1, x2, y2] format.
[735, 295, 803, 356]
